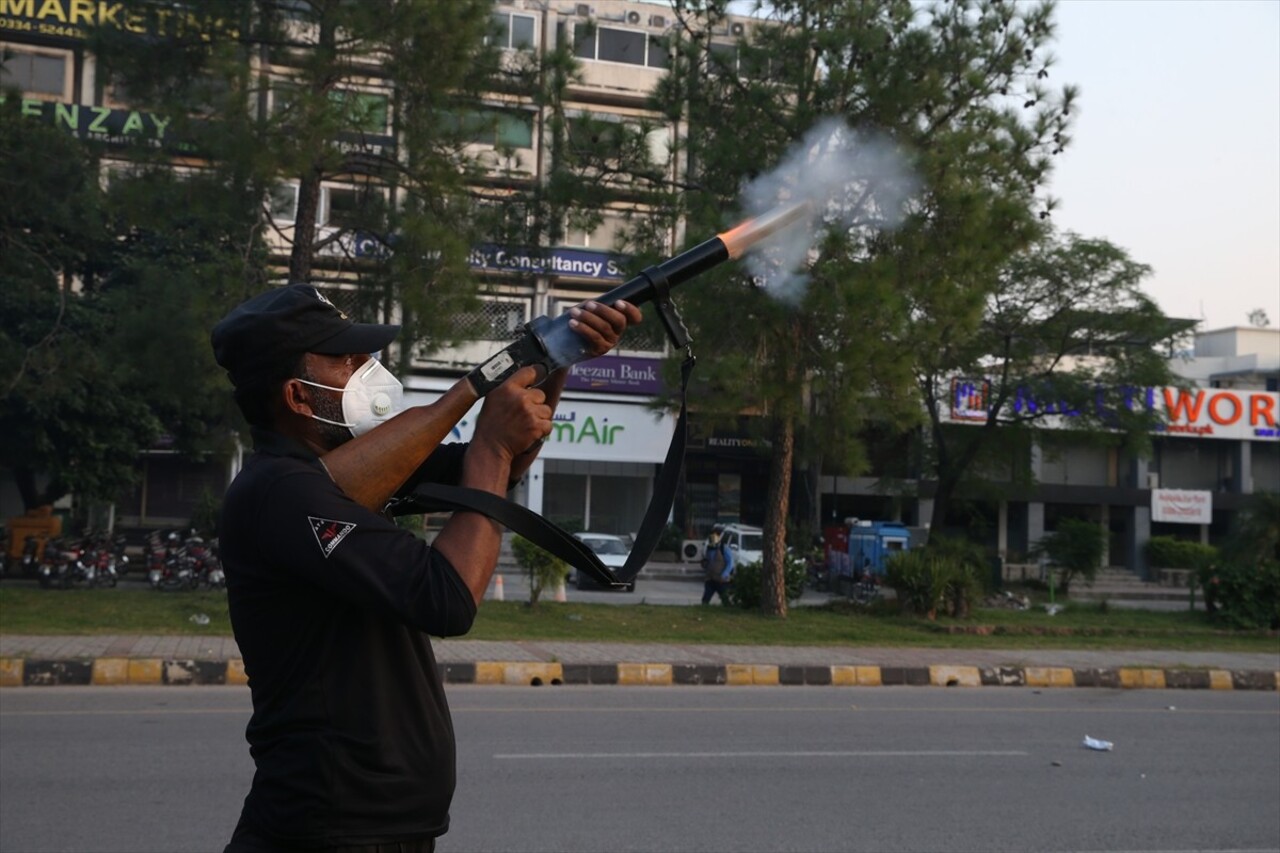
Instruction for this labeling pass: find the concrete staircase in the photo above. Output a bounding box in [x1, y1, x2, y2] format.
[1069, 567, 1195, 603]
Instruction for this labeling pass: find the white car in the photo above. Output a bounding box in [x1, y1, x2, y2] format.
[572, 532, 636, 592]
[719, 524, 764, 568]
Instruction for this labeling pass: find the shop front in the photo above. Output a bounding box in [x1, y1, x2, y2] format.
[405, 355, 675, 537]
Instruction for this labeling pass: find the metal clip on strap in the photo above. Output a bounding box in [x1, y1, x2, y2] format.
[640, 265, 691, 351]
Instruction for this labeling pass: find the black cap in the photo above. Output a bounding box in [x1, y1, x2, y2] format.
[211, 283, 400, 387]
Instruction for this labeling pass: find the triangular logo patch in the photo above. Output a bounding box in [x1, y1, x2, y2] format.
[308, 516, 356, 559]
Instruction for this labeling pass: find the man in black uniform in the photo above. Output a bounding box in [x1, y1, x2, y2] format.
[211, 284, 639, 852]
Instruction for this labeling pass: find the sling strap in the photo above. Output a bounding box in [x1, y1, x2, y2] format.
[389, 353, 695, 590]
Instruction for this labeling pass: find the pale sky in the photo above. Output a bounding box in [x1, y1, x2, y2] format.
[1047, 0, 1280, 332]
[725, 0, 1280, 331]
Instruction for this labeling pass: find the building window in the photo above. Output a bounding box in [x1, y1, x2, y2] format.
[0, 47, 71, 99]
[448, 108, 534, 149]
[455, 297, 529, 341]
[573, 24, 668, 69]
[272, 83, 390, 135]
[270, 183, 298, 222]
[488, 12, 535, 50]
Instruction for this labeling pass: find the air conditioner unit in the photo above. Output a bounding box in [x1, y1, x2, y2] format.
[575, 3, 592, 17]
[649, 14, 666, 27]
[681, 539, 705, 563]
[626, 10, 641, 25]
[730, 21, 745, 36]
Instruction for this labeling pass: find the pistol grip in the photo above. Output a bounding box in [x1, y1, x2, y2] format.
[654, 297, 691, 350]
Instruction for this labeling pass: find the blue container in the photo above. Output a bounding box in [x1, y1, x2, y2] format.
[845, 520, 911, 578]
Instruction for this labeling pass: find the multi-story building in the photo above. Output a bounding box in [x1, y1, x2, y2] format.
[825, 326, 1280, 576]
[0, 0, 757, 539]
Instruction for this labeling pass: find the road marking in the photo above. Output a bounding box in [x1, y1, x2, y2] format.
[494, 749, 1030, 760]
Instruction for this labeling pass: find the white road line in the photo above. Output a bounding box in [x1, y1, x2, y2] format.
[494, 749, 1030, 760]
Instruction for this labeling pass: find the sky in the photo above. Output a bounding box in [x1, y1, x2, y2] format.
[1046, 0, 1280, 332]
[725, 0, 1280, 332]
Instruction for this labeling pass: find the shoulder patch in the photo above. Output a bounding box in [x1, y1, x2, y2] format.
[308, 516, 357, 558]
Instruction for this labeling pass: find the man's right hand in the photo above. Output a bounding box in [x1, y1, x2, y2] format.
[471, 366, 552, 464]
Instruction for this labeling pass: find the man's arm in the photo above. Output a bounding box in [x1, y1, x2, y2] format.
[436, 300, 642, 606]
[506, 300, 639, 485]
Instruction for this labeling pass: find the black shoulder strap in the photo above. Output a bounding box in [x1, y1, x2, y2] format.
[390, 355, 695, 590]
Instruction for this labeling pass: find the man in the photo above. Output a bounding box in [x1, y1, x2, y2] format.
[700, 524, 735, 605]
[210, 283, 640, 852]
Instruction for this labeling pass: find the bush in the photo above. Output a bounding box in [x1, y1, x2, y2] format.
[1032, 518, 1105, 594]
[510, 535, 570, 606]
[1202, 559, 1280, 630]
[725, 553, 807, 610]
[886, 550, 947, 619]
[1146, 535, 1218, 569]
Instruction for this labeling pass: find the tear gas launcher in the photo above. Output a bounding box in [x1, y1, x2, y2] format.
[321, 201, 810, 515]
[464, 200, 811, 395]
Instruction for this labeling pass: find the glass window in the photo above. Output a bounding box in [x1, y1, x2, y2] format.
[325, 186, 362, 228]
[454, 298, 528, 341]
[338, 90, 388, 134]
[573, 23, 595, 59]
[488, 12, 535, 50]
[597, 27, 645, 65]
[0, 49, 67, 97]
[270, 183, 298, 222]
[646, 35, 670, 69]
[450, 108, 532, 148]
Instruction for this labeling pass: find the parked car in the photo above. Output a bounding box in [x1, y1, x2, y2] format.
[572, 532, 636, 592]
[719, 524, 764, 567]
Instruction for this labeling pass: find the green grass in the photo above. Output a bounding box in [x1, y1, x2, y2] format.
[2, 587, 1277, 653]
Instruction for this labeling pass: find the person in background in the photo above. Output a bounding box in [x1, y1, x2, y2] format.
[700, 524, 735, 605]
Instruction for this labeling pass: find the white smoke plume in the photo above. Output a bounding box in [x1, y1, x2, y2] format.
[738, 117, 919, 305]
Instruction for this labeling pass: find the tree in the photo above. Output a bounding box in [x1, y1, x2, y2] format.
[1033, 516, 1104, 594]
[90, 0, 503, 365]
[0, 102, 162, 510]
[652, 0, 1077, 616]
[914, 231, 1187, 536]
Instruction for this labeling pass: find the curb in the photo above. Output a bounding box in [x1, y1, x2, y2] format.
[1, 657, 1276, 690]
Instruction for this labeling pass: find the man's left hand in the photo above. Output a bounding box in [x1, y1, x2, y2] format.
[568, 300, 643, 358]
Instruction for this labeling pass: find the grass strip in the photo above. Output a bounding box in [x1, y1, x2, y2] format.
[1, 588, 1276, 653]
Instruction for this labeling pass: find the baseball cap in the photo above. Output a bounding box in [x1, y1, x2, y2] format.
[211, 283, 400, 387]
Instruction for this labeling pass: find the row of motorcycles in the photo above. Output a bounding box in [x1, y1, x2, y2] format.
[143, 530, 226, 591]
[2, 529, 224, 591]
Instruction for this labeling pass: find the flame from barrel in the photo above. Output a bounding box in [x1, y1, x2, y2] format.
[717, 201, 811, 260]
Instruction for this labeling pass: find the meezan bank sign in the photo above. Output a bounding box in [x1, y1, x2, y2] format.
[948, 379, 1279, 442]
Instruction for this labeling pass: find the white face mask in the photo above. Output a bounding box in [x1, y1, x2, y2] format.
[299, 358, 403, 437]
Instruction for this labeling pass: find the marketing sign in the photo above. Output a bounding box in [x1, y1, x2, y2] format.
[0, 0, 241, 43]
[1151, 489, 1213, 524]
[943, 378, 1279, 442]
[406, 390, 676, 464]
[564, 355, 664, 395]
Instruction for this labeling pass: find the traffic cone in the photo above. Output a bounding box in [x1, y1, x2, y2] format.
[554, 579, 567, 603]
[493, 574, 504, 602]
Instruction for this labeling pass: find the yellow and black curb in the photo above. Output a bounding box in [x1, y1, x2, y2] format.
[0, 658, 1276, 690]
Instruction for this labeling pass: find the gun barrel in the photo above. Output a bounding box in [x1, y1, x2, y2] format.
[591, 201, 810, 308]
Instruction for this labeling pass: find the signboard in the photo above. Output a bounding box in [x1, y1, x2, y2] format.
[1152, 489, 1213, 524]
[564, 355, 664, 395]
[4, 97, 199, 152]
[943, 378, 1279, 442]
[0, 0, 240, 43]
[405, 390, 676, 464]
[468, 243, 628, 281]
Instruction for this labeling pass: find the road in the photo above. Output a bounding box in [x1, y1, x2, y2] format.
[1, 686, 1277, 853]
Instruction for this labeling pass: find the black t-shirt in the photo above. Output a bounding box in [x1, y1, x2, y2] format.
[220, 428, 476, 846]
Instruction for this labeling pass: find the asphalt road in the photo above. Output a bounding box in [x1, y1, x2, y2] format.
[1, 686, 1277, 853]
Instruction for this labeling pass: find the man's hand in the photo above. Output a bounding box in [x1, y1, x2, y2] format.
[568, 299, 643, 359]
[472, 366, 552, 464]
